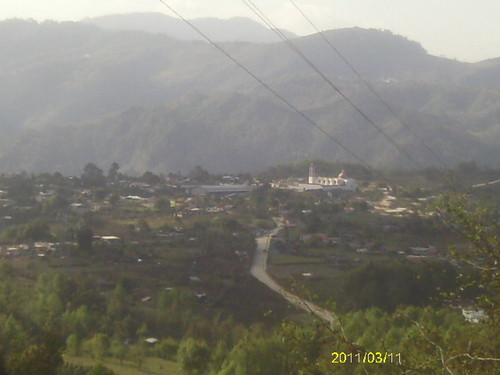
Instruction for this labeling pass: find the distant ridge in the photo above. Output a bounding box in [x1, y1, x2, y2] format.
[0, 19, 498, 174]
[83, 12, 297, 43]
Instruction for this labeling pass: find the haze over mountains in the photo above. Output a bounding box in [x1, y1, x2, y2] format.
[84, 12, 298, 43]
[0, 14, 498, 174]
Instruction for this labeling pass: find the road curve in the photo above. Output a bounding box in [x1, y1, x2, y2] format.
[472, 178, 500, 188]
[251, 225, 339, 327]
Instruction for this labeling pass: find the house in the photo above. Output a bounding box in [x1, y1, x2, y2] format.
[99, 236, 122, 245]
[194, 292, 207, 299]
[235, 251, 249, 257]
[34, 242, 56, 253]
[462, 308, 487, 323]
[36, 191, 55, 203]
[69, 203, 86, 213]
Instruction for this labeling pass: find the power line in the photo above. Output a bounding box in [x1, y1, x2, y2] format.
[287, 0, 469, 190]
[157, 0, 372, 169]
[288, 0, 456, 173]
[241, 0, 426, 171]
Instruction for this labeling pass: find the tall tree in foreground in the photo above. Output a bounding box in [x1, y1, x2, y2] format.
[437, 193, 499, 325]
[6, 331, 63, 375]
[177, 337, 211, 375]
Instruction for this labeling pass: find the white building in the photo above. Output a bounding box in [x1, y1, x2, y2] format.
[462, 308, 487, 323]
[308, 163, 357, 191]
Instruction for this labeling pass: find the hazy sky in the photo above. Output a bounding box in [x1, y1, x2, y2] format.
[2, 0, 499, 62]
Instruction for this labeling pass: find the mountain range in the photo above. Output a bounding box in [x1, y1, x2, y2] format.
[0, 15, 498, 174]
[83, 12, 297, 43]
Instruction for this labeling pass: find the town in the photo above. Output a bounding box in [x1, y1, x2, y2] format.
[0, 160, 497, 374]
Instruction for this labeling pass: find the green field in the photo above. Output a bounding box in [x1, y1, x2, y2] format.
[268, 253, 324, 265]
[65, 356, 181, 375]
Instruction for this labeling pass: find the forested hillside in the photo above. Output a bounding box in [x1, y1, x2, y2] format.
[0, 18, 498, 173]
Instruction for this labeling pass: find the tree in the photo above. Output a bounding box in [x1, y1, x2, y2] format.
[189, 166, 211, 184]
[339, 261, 457, 312]
[5, 172, 35, 205]
[106, 284, 130, 320]
[177, 337, 211, 375]
[154, 337, 178, 360]
[129, 341, 147, 367]
[87, 333, 109, 360]
[136, 219, 151, 234]
[61, 305, 94, 338]
[154, 198, 171, 212]
[437, 193, 499, 325]
[108, 162, 120, 181]
[81, 163, 105, 188]
[110, 339, 128, 364]
[43, 194, 69, 213]
[0, 354, 6, 375]
[75, 227, 93, 252]
[210, 340, 228, 373]
[141, 171, 161, 185]
[87, 364, 116, 375]
[6, 331, 64, 375]
[218, 330, 326, 375]
[1, 315, 28, 354]
[136, 322, 148, 338]
[21, 218, 54, 242]
[93, 188, 108, 201]
[65, 334, 80, 356]
[108, 192, 120, 207]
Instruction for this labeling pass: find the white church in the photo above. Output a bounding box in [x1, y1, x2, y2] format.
[308, 163, 357, 191]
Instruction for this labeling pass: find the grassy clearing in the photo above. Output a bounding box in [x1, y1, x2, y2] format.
[269, 253, 324, 265]
[65, 356, 181, 375]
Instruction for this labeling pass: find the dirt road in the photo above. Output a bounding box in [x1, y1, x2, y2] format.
[250, 225, 339, 327]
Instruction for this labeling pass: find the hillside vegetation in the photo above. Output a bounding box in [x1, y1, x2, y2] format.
[0, 18, 498, 173]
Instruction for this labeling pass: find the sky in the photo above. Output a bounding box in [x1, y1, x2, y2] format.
[1, 0, 499, 62]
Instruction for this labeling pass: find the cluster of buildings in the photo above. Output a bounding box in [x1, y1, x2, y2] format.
[0, 241, 59, 258]
[369, 192, 417, 216]
[186, 164, 358, 196]
[272, 163, 358, 192]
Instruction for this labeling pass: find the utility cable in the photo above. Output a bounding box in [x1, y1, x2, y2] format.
[241, 0, 426, 171]
[287, 0, 467, 188]
[158, 0, 372, 169]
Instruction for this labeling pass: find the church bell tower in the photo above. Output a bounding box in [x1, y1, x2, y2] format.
[308, 163, 316, 184]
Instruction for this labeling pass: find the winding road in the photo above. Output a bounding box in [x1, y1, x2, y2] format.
[250, 224, 339, 327]
[472, 178, 500, 188]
